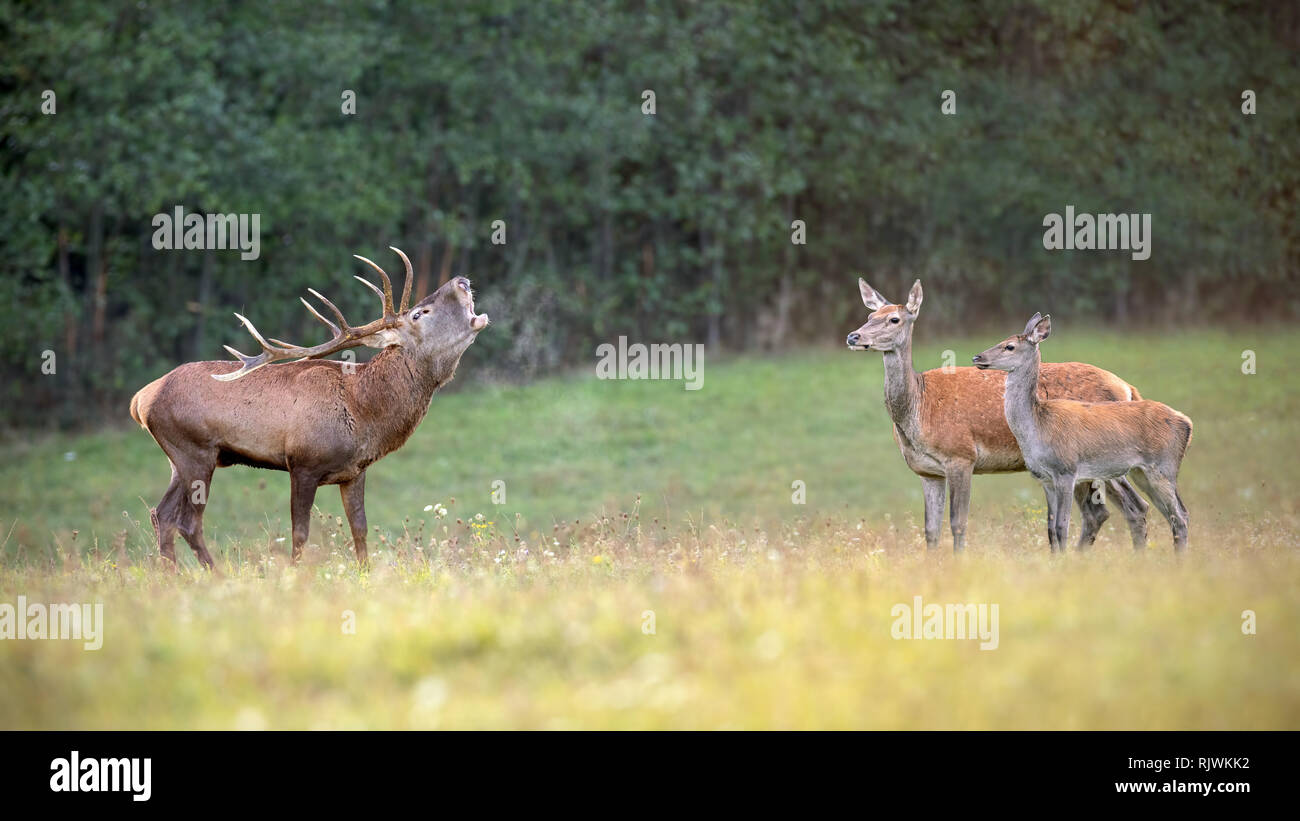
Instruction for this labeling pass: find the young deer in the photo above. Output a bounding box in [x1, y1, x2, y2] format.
[847, 279, 1150, 551]
[973, 313, 1192, 551]
[130, 247, 489, 569]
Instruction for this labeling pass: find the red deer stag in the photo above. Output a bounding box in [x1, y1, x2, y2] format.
[973, 313, 1191, 551]
[130, 247, 489, 568]
[846, 278, 1150, 552]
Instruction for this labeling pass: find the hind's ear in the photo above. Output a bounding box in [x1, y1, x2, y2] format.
[1026, 313, 1052, 344]
[859, 278, 890, 311]
[1022, 312, 1043, 336]
[905, 280, 923, 315]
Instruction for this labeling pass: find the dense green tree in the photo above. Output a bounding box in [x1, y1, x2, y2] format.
[1, 0, 1296, 427]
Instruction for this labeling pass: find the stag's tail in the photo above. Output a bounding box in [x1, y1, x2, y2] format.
[130, 377, 163, 429]
[1127, 383, 1142, 401]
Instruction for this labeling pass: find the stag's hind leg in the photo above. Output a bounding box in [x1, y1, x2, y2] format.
[169, 447, 218, 570]
[150, 449, 218, 570]
[151, 465, 184, 567]
[176, 468, 217, 570]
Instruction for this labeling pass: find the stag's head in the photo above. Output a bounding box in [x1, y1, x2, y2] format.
[845, 278, 922, 353]
[972, 312, 1051, 373]
[214, 247, 489, 381]
[399, 275, 490, 361]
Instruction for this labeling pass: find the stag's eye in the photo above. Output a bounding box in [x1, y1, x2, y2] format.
[889, 317, 900, 324]
[1005, 344, 1015, 351]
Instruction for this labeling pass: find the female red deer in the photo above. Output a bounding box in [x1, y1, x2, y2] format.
[130, 247, 489, 568]
[846, 278, 1150, 552]
[973, 313, 1191, 551]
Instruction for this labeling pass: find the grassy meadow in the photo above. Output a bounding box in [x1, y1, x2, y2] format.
[1, 327, 1298, 729]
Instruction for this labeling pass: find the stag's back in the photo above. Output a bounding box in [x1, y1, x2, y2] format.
[131, 360, 357, 469]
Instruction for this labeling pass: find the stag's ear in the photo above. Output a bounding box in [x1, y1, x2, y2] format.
[1026, 313, 1051, 344]
[859, 278, 890, 311]
[905, 280, 923, 315]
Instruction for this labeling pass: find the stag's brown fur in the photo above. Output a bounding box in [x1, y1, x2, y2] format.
[131, 254, 487, 568]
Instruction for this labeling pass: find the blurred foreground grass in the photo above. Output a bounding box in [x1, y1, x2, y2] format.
[0, 329, 1297, 728]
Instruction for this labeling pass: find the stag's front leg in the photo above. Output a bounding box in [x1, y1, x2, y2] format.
[289, 472, 320, 564]
[339, 473, 368, 567]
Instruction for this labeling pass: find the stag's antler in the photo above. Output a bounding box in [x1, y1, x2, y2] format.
[212, 247, 415, 381]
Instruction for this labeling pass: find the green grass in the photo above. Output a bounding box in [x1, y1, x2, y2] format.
[1, 328, 1297, 728]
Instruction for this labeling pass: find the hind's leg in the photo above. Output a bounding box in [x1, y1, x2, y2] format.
[946, 464, 973, 553]
[1109, 477, 1150, 549]
[1074, 481, 1109, 549]
[1131, 469, 1188, 551]
[921, 476, 945, 550]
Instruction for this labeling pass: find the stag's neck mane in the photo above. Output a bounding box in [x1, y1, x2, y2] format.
[879, 335, 924, 443]
[352, 345, 463, 455]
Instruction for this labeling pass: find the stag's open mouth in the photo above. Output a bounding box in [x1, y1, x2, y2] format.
[455, 277, 489, 331]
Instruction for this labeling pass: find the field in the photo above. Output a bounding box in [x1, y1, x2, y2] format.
[1, 328, 1298, 729]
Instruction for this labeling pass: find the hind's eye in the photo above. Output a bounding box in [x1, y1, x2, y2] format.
[1005, 344, 1015, 351]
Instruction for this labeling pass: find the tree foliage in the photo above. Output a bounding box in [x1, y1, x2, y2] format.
[1, 0, 1296, 426]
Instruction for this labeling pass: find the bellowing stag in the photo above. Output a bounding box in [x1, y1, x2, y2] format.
[130, 247, 489, 568]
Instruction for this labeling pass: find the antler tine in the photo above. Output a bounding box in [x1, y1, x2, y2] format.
[306, 288, 350, 331]
[214, 248, 410, 381]
[233, 312, 276, 352]
[213, 332, 274, 381]
[300, 297, 340, 336]
[389, 246, 414, 312]
[353, 254, 395, 316]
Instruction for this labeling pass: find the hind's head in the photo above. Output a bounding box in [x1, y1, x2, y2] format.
[846, 278, 922, 353]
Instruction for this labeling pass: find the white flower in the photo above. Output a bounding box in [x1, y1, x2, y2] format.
[424, 504, 433, 512]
